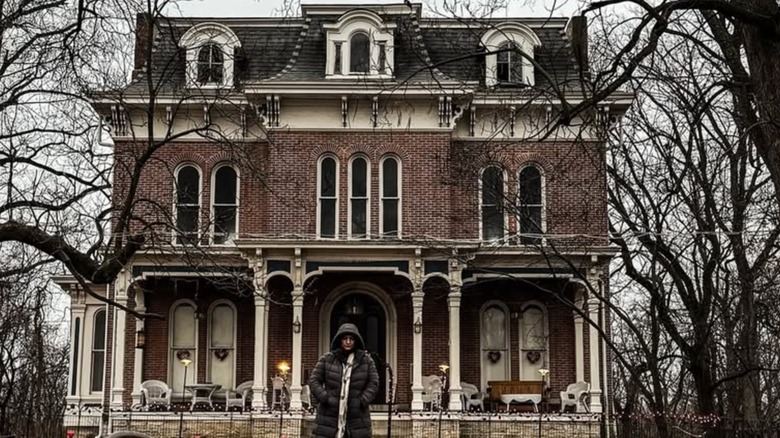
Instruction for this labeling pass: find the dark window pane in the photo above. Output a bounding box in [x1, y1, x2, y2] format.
[382, 158, 398, 197]
[321, 157, 336, 197]
[351, 199, 367, 237]
[214, 206, 237, 244]
[215, 166, 237, 204]
[519, 206, 542, 244]
[482, 206, 503, 240]
[352, 158, 367, 197]
[379, 42, 387, 73]
[90, 353, 104, 392]
[350, 33, 370, 73]
[519, 166, 542, 204]
[321, 199, 336, 238]
[383, 200, 398, 237]
[177, 206, 198, 233]
[197, 44, 224, 84]
[177, 166, 199, 204]
[482, 167, 503, 205]
[93, 310, 106, 349]
[335, 43, 342, 75]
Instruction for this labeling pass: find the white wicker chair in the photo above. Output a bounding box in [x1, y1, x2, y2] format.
[560, 382, 590, 413]
[140, 380, 171, 410]
[460, 382, 486, 412]
[225, 380, 253, 412]
[421, 375, 443, 411]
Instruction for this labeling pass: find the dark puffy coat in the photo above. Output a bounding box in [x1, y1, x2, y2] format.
[309, 323, 379, 438]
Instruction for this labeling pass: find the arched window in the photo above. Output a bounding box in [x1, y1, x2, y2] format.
[318, 156, 339, 238]
[518, 165, 543, 244]
[350, 33, 370, 73]
[520, 304, 548, 380]
[481, 166, 505, 241]
[90, 309, 106, 393]
[170, 301, 197, 393]
[175, 165, 200, 244]
[208, 302, 236, 390]
[380, 156, 401, 237]
[497, 42, 523, 84]
[212, 165, 238, 245]
[349, 156, 369, 238]
[481, 302, 510, 389]
[197, 43, 224, 85]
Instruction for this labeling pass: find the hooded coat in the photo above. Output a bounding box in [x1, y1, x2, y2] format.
[309, 323, 379, 438]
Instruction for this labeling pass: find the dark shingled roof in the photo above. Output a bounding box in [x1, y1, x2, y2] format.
[126, 12, 582, 95]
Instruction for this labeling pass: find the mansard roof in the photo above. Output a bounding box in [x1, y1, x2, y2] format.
[125, 5, 583, 95]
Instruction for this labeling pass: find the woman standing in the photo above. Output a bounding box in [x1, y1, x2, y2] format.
[309, 323, 379, 438]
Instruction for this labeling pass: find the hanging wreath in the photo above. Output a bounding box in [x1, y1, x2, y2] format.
[214, 349, 229, 361]
[176, 350, 191, 361]
[487, 351, 502, 364]
[526, 350, 542, 364]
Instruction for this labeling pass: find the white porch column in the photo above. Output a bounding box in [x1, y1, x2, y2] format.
[447, 285, 462, 411]
[110, 270, 130, 410]
[410, 288, 424, 411]
[66, 287, 86, 406]
[574, 313, 584, 383]
[131, 289, 146, 406]
[251, 255, 268, 410]
[289, 286, 304, 410]
[587, 272, 603, 413]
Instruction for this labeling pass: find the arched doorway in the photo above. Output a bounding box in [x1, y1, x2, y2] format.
[330, 293, 387, 404]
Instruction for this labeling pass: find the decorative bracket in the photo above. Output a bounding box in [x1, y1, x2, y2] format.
[372, 96, 379, 128]
[438, 96, 452, 127]
[469, 106, 476, 137]
[341, 96, 348, 127]
[110, 105, 127, 136]
[265, 95, 280, 127]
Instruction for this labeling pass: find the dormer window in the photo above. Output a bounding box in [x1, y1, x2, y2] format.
[180, 22, 241, 88]
[197, 44, 224, 85]
[482, 23, 541, 88]
[325, 10, 396, 79]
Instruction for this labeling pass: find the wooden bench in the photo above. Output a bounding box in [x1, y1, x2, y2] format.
[488, 380, 544, 412]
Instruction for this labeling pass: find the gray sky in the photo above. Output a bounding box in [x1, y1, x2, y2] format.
[166, 0, 583, 18]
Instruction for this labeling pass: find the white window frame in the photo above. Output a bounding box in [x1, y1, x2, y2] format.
[517, 163, 545, 245]
[210, 163, 240, 246]
[173, 163, 202, 245]
[169, 299, 199, 394]
[479, 165, 507, 242]
[481, 23, 542, 88]
[324, 10, 396, 79]
[206, 300, 237, 389]
[348, 154, 370, 239]
[179, 22, 241, 89]
[317, 154, 340, 239]
[479, 300, 511, 392]
[518, 301, 549, 380]
[89, 308, 107, 394]
[379, 155, 402, 238]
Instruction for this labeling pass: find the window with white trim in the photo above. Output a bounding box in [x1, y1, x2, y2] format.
[179, 22, 241, 88]
[324, 10, 395, 78]
[349, 155, 369, 238]
[518, 165, 543, 244]
[197, 43, 224, 85]
[90, 309, 106, 393]
[207, 302, 236, 390]
[380, 156, 401, 237]
[350, 33, 370, 73]
[481, 166, 505, 241]
[481, 23, 541, 88]
[318, 155, 339, 238]
[170, 302, 197, 393]
[520, 303, 548, 380]
[175, 165, 200, 245]
[212, 165, 238, 245]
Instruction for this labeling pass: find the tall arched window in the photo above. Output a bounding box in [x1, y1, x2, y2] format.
[481, 166, 505, 241]
[520, 304, 548, 379]
[318, 156, 339, 238]
[497, 42, 522, 84]
[175, 165, 201, 244]
[212, 165, 238, 245]
[481, 302, 510, 389]
[350, 33, 370, 73]
[90, 309, 106, 393]
[208, 302, 236, 390]
[197, 43, 224, 84]
[518, 165, 543, 244]
[349, 156, 369, 238]
[380, 156, 401, 237]
[170, 301, 197, 393]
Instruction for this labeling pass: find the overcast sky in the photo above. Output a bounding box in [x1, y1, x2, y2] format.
[165, 0, 583, 18]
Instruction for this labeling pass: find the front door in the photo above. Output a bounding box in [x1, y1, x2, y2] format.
[330, 293, 387, 404]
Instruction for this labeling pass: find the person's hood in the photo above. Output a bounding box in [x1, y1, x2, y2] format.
[330, 323, 366, 351]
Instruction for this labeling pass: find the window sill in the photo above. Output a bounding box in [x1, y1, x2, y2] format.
[326, 73, 394, 81]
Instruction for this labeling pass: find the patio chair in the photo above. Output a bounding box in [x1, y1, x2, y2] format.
[560, 381, 590, 413]
[271, 376, 289, 410]
[460, 382, 487, 412]
[421, 375, 443, 411]
[301, 384, 312, 411]
[140, 380, 171, 411]
[225, 380, 253, 412]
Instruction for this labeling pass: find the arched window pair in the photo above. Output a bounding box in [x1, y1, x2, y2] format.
[175, 164, 238, 245]
[318, 155, 401, 238]
[480, 165, 544, 244]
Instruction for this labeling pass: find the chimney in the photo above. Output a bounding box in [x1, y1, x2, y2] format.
[133, 12, 152, 74]
[566, 15, 589, 76]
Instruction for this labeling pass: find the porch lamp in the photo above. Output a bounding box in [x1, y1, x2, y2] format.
[413, 317, 423, 334]
[278, 361, 290, 377]
[292, 316, 301, 334]
[135, 327, 146, 349]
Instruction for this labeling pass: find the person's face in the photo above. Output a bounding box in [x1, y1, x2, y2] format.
[341, 335, 355, 352]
